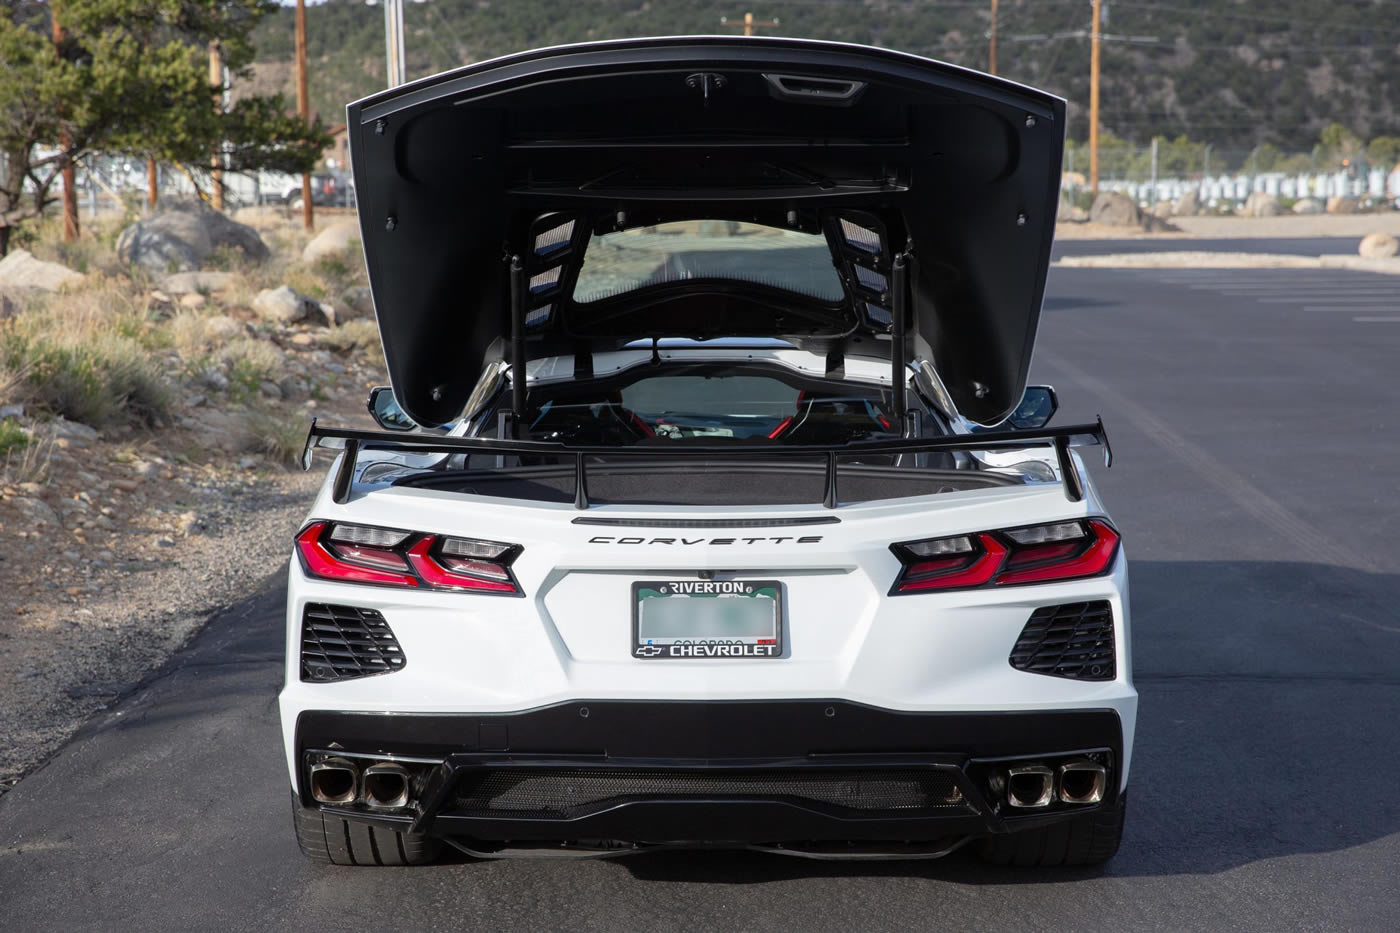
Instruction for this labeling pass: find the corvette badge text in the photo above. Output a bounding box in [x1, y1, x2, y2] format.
[590, 536, 823, 545]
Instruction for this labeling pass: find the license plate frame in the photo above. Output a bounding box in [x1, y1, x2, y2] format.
[631, 579, 782, 660]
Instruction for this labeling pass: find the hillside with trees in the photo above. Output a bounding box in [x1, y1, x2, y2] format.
[248, 0, 1400, 153]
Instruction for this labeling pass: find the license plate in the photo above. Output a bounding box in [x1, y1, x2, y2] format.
[632, 580, 782, 660]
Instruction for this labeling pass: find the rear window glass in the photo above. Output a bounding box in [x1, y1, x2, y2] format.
[572, 221, 843, 304]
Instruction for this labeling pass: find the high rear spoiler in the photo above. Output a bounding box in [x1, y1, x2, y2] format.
[303, 418, 1111, 509]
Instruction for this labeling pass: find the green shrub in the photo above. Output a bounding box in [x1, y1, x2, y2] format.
[0, 418, 28, 456]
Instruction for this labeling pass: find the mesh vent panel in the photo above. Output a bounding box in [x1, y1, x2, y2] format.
[1010, 601, 1115, 681]
[454, 768, 972, 819]
[301, 604, 406, 682]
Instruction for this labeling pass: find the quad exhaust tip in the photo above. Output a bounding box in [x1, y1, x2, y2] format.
[362, 762, 412, 810]
[309, 757, 359, 805]
[1005, 763, 1055, 808]
[1058, 759, 1107, 805]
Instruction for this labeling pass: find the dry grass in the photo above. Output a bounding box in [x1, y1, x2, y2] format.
[241, 408, 309, 466]
[0, 427, 53, 485]
[1, 280, 172, 427]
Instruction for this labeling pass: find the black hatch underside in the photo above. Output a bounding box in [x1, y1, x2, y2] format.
[348, 37, 1065, 427]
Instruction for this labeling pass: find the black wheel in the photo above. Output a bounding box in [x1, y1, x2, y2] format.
[975, 795, 1125, 867]
[291, 793, 442, 866]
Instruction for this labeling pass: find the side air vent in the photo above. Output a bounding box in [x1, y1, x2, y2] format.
[301, 604, 406, 682]
[1009, 601, 1115, 681]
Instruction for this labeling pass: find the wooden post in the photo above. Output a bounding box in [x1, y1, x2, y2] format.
[989, 0, 998, 75]
[1089, 0, 1102, 195]
[147, 158, 158, 212]
[209, 41, 224, 210]
[52, 2, 78, 241]
[295, 0, 314, 231]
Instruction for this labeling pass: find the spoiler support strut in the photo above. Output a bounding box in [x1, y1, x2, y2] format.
[509, 255, 526, 435]
[891, 252, 909, 434]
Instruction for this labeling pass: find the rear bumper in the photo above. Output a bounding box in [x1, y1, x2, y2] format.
[294, 701, 1123, 849]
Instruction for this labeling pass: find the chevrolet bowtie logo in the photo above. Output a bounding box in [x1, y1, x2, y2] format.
[635, 645, 663, 657]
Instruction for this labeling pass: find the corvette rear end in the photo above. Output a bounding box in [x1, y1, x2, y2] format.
[279, 35, 1136, 866]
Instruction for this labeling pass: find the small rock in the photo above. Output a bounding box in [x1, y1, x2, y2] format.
[75, 470, 101, 486]
[131, 461, 159, 480]
[1358, 232, 1399, 259]
[111, 478, 141, 492]
[62, 552, 80, 563]
[178, 292, 207, 310]
[302, 221, 361, 264]
[176, 512, 206, 536]
[325, 362, 346, 375]
[1241, 192, 1280, 217]
[161, 271, 238, 296]
[259, 380, 283, 400]
[202, 370, 230, 392]
[155, 537, 175, 548]
[341, 286, 375, 320]
[1292, 197, 1323, 215]
[253, 285, 329, 326]
[0, 249, 84, 292]
[1325, 196, 1358, 215]
[13, 498, 59, 526]
[236, 455, 259, 470]
[204, 316, 242, 341]
[289, 332, 316, 347]
[0, 403, 23, 419]
[49, 418, 100, 445]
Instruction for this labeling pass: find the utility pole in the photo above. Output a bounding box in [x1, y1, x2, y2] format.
[1089, 0, 1102, 194]
[384, 0, 406, 88]
[721, 12, 780, 37]
[989, 0, 998, 75]
[209, 41, 224, 210]
[51, 2, 78, 241]
[295, 0, 314, 231]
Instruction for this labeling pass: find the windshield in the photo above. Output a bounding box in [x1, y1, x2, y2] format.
[572, 221, 843, 304]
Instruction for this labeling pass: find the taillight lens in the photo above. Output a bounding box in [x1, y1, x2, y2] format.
[295, 522, 522, 595]
[891, 520, 1119, 594]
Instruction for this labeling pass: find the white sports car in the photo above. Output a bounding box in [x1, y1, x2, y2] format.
[281, 36, 1135, 867]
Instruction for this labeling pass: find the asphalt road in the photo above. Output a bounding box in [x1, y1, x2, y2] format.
[4, 265, 1400, 931]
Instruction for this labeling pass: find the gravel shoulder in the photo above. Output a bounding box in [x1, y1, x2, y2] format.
[0, 390, 377, 794]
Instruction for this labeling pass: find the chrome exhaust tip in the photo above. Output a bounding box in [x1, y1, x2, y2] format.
[1058, 760, 1108, 805]
[1005, 764, 1055, 808]
[309, 757, 359, 805]
[362, 761, 412, 810]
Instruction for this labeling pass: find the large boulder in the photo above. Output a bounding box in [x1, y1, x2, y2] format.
[1089, 192, 1178, 232]
[116, 199, 269, 274]
[1359, 232, 1399, 259]
[1292, 198, 1324, 215]
[1325, 196, 1358, 215]
[1241, 192, 1280, 217]
[302, 221, 361, 264]
[0, 249, 83, 291]
[252, 285, 331, 326]
[1088, 192, 1141, 227]
[1150, 201, 1174, 219]
[1172, 190, 1200, 217]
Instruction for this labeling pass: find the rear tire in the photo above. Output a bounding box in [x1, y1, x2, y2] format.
[291, 793, 442, 866]
[975, 795, 1125, 867]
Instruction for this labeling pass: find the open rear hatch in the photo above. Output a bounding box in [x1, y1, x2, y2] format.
[347, 37, 1065, 427]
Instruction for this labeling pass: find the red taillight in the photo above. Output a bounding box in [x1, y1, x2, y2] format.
[895, 534, 1006, 592]
[995, 520, 1120, 585]
[295, 522, 521, 595]
[405, 537, 519, 593]
[296, 523, 418, 587]
[891, 520, 1119, 594]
